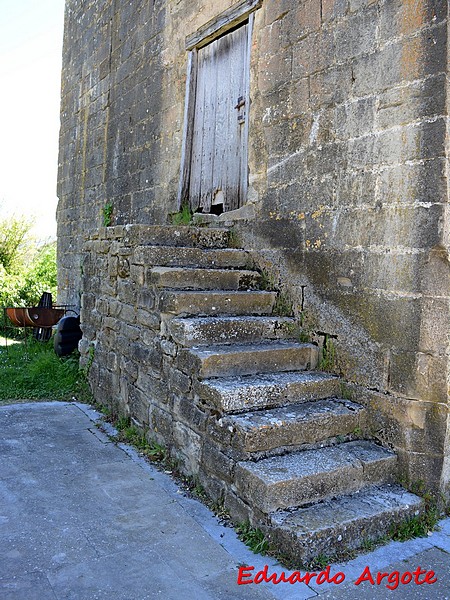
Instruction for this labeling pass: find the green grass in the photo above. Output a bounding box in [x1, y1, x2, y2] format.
[272, 292, 293, 317]
[235, 521, 270, 554]
[171, 204, 192, 226]
[0, 336, 91, 402]
[390, 492, 440, 541]
[115, 417, 167, 461]
[102, 202, 113, 226]
[319, 337, 336, 371]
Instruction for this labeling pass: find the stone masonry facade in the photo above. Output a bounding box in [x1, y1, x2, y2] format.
[58, 0, 450, 556]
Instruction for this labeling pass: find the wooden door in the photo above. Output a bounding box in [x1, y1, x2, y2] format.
[189, 24, 250, 213]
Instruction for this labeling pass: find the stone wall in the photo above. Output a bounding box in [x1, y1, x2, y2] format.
[58, 0, 450, 493]
[238, 0, 450, 491]
[79, 225, 256, 506]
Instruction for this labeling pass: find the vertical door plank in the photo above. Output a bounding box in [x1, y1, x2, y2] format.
[213, 33, 231, 206]
[177, 50, 198, 209]
[189, 48, 207, 209]
[225, 24, 247, 211]
[199, 40, 217, 212]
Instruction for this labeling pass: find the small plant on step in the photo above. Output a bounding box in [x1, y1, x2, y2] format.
[258, 269, 278, 291]
[308, 553, 332, 570]
[171, 204, 192, 226]
[236, 521, 270, 555]
[273, 292, 293, 317]
[282, 321, 311, 343]
[389, 484, 440, 541]
[228, 228, 241, 248]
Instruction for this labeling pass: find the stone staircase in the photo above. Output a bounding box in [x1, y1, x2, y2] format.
[141, 226, 423, 564]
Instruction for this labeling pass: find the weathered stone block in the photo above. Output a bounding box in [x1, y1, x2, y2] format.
[160, 339, 177, 357]
[375, 158, 447, 207]
[228, 398, 366, 454]
[335, 97, 376, 140]
[178, 342, 318, 379]
[321, 0, 348, 23]
[197, 371, 340, 413]
[148, 404, 174, 442]
[292, 30, 335, 78]
[128, 384, 149, 427]
[201, 441, 234, 483]
[136, 372, 168, 404]
[130, 264, 145, 285]
[136, 309, 161, 330]
[137, 288, 155, 310]
[376, 74, 446, 129]
[173, 422, 202, 473]
[173, 395, 206, 433]
[309, 64, 353, 110]
[235, 441, 396, 513]
[119, 303, 137, 324]
[379, 0, 446, 42]
[119, 356, 139, 381]
[334, 6, 377, 61]
[159, 290, 277, 317]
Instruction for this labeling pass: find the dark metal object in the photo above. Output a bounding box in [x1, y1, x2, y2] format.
[34, 292, 53, 341]
[54, 316, 82, 356]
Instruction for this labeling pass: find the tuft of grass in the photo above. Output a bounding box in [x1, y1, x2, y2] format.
[282, 321, 310, 343]
[0, 337, 91, 402]
[171, 204, 192, 226]
[272, 292, 293, 317]
[308, 553, 331, 570]
[236, 521, 270, 555]
[115, 418, 167, 461]
[390, 490, 439, 541]
[319, 337, 336, 371]
[102, 202, 113, 226]
[258, 269, 277, 291]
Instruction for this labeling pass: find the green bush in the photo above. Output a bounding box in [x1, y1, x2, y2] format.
[0, 214, 57, 309]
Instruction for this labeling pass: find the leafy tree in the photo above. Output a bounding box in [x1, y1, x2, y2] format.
[19, 243, 57, 306]
[0, 215, 57, 310]
[0, 217, 33, 273]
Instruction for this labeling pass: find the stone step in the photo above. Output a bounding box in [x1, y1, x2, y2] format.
[134, 246, 252, 269]
[196, 370, 340, 413]
[167, 316, 297, 347]
[179, 342, 319, 379]
[268, 484, 423, 565]
[144, 225, 231, 248]
[158, 290, 277, 317]
[149, 267, 261, 290]
[224, 398, 365, 454]
[234, 440, 397, 514]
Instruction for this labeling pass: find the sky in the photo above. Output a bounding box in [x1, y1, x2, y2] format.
[0, 0, 65, 240]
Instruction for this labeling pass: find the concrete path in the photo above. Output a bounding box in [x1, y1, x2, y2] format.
[0, 402, 449, 599]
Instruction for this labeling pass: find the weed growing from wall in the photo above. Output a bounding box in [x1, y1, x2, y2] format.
[319, 337, 336, 371]
[236, 521, 270, 554]
[102, 202, 113, 226]
[171, 204, 192, 226]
